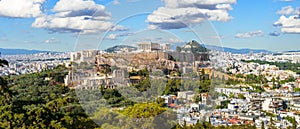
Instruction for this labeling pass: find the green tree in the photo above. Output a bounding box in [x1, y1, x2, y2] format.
[156, 97, 165, 107]
[164, 79, 181, 95]
[193, 94, 201, 103]
[229, 93, 235, 98]
[0, 59, 8, 67]
[0, 65, 102, 128]
[0, 59, 13, 129]
[292, 117, 296, 129]
[237, 94, 246, 99]
[120, 103, 166, 118]
[261, 121, 264, 129]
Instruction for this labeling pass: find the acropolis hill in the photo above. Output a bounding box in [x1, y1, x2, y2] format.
[66, 41, 216, 89]
[95, 51, 210, 69]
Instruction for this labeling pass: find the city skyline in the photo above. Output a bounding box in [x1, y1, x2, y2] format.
[0, 0, 299, 52]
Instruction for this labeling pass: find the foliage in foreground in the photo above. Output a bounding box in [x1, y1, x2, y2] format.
[0, 66, 100, 129]
[120, 103, 167, 118]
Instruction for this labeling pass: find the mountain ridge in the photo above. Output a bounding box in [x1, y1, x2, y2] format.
[169, 43, 272, 54]
[203, 45, 272, 54]
[0, 48, 53, 55]
[0, 44, 274, 55]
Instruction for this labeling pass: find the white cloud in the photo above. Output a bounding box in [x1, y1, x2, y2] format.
[147, 0, 236, 29]
[52, 0, 110, 17]
[0, 0, 45, 18]
[210, 35, 225, 39]
[295, 7, 300, 15]
[43, 37, 60, 44]
[276, 6, 294, 15]
[274, 6, 300, 34]
[32, 0, 126, 34]
[162, 0, 236, 8]
[32, 15, 126, 34]
[216, 4, 233, 10]
[105, 32, 134, 40]
[106, 34, 118, 40]
[235, 30, 264, 38]
[113, 0, 120, 5]
[274, 15, 300, 34]
[53, 0, 103, 12]
[269, 31, 281, 36]
[168, 38, 182, 44]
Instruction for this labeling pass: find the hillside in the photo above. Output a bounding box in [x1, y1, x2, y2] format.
[105, 45, 137, 53]
[177, 40, 208, 53]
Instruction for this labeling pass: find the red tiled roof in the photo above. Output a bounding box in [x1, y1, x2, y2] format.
[168, 103, 181, 108]
[244, 121, 254, 125]
[228, 119, 240, 124]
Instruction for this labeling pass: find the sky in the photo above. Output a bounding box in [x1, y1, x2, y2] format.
[0, 0, 299, 52]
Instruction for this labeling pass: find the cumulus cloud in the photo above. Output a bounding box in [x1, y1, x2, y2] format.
[52, 0, 110, 17]
[269, 31, 281, 36]
[32, 0, 126, 34]
[0, 0, 45, 18]
[274, 15, 300, 34]
[147, 0, 236, 29]
[276, 6, 294, 15]
[235, 30, 264, 38]
[274, 6, 300, 34]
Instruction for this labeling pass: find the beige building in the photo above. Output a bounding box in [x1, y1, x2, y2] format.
[165, 43, 171, 51]
[137, 42, 171, 52]
[137, 42, 161, 52]
[70, 50, 99, 63]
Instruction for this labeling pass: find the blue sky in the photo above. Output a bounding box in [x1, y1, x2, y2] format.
[0, 0, 299, 52]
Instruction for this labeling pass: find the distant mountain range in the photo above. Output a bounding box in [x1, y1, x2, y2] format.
[0, 48, 52, 55]
[170, 43, 272, 54]
[0, 44, 274, 55]
[285, 50, 300, 53]
[203, 45, 273, 54]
